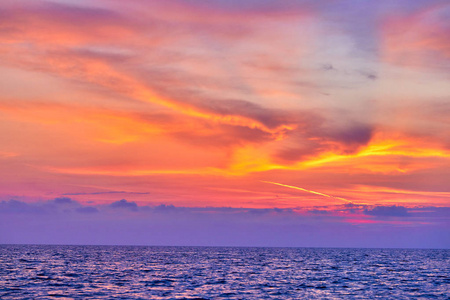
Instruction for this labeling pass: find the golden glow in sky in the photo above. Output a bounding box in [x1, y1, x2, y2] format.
[0, 0, 449, 211]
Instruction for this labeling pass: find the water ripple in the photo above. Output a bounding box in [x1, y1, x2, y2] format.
[0, 245, 448, 299]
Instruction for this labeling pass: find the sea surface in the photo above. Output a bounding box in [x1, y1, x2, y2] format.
[0, 245, 448, 299]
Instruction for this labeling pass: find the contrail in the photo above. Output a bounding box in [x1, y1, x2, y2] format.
[262, 181, 351, 203]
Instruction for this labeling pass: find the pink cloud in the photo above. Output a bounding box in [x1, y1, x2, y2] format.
[381, 3, 450, 70]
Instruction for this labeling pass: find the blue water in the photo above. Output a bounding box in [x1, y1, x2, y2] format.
[0, 245, 448, 299]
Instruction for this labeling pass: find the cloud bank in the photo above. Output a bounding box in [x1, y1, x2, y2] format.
[1, 198, 448, 248]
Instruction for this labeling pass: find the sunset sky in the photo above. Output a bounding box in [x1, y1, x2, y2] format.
[1, 0, 449, 248]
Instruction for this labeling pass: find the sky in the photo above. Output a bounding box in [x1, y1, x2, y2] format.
[0, 0, 449, 248]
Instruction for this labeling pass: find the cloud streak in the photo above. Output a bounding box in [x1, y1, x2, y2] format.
[262, 181, 351, 203]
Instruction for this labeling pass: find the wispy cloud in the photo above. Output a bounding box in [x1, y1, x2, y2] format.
[381, 2, 450, 71]
[64, 191, 150, 196]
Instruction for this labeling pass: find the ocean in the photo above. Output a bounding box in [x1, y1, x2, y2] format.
[0, 245, 448, 299]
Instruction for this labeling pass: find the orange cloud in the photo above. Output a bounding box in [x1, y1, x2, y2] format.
[0, 151, 18, 158]
[0, 101, 162, 144]
[0, 0, 302, 140]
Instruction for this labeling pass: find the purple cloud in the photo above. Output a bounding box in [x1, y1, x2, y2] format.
[53, 197, 74, 205]
[109, 199, 138, 211]
[364, 205, 409, 217]
[76, 206, 99, 214]
[0, 199, 448, 248]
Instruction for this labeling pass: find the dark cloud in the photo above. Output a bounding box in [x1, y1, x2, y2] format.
[358, 70, 377, 80]
[0, 199, 295, 216]
[184, 98, 303, 130]
[321, 62, 377, 80]
[364, 205, 409, 217]
[275, 141, 324, 162]
[0, 198, 79, 214]
[309, 209, 329, 214]
[153, 204, 177, 213]
[76, 206, 99, 214]
[330, 123, 374, 152]
[146, 205, 295, 216]
[341, 203, 360, 209]
[339, 203, 365, 214]
[365, 73, 377, 80]
[321, 63, 335, 71]
[0, 200, 40, 214]
[53, 197, 74, 205]
[409, 207, 450, 218]
[275, 121, 374, 162]
[172, 123, 272, 147]
[245, 207, 293, 215]
[109, 199, 138, 211]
